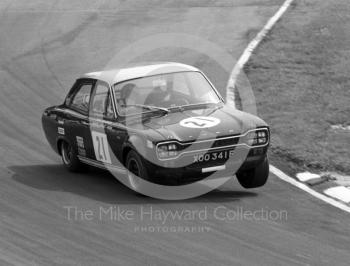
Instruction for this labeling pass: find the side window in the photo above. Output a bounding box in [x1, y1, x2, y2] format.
[90, 81, 114, 119]
[70, 83, 93, 114]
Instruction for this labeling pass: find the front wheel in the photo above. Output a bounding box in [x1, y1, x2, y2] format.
[125, 150, 149, 192]
[236, 157, 269, 188]
[60, 141, 83, 172]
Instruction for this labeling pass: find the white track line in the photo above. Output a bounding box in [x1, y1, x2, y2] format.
[228, 0, 350, 213]
[227, 0, 296, 101]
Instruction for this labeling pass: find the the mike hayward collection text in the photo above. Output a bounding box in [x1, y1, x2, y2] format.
[64, 205, 288, 223]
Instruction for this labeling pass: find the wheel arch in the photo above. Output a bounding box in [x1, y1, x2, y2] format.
[122, 135, 147, 164]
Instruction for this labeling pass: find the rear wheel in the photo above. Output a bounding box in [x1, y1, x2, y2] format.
[236, 157, 269, 188]
[60, 141, 83, 172]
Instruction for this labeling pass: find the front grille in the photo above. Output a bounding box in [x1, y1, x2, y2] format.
[180, 135, 240, 152]
[213, 136, 240, 147]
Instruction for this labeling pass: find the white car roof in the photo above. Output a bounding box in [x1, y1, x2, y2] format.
[81, 62, 199, 85]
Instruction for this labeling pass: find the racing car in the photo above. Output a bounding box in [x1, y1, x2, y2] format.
[42, 62, 270, 189]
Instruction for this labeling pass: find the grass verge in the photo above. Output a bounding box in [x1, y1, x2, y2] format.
[245, 0, 350, 176]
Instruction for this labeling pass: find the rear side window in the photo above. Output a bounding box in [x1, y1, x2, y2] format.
[70, 83, 93, 114]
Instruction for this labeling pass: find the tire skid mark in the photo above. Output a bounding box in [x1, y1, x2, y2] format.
[1, 64, 54, 104]
[40, 40, 66, 92]
[12, 13, 98, 61]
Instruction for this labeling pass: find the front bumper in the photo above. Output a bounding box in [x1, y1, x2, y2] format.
[143, 145, 268, 185]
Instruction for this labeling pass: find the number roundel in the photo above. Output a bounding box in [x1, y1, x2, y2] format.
[179, 116, 220, 128]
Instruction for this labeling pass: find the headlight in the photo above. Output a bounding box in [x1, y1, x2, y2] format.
[157, 142, 179, 159]
[246, 129, 269, 146]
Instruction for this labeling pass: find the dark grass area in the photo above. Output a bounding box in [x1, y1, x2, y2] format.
[245, 0, 350, 176]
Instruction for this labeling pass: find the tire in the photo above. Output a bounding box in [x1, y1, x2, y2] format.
[236, 157, 269, 189]
[125, 150, 149, 191]
[60, 141, 83, 172]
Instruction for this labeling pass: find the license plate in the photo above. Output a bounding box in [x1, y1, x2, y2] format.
[193, 150, 235, 163]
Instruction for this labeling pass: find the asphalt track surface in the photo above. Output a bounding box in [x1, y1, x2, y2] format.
[1, 1, 350, 265]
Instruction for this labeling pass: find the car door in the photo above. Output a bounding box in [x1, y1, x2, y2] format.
[104, 90, 126, 169]
[88, 80, 128, 170]
[88, 80, 114, 164]
[64, 78, 95, 159]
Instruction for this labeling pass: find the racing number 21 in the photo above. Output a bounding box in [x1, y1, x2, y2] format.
[91, 131, 112, 164]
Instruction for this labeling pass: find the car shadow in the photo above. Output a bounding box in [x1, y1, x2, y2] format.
[9, 164, 257, 204]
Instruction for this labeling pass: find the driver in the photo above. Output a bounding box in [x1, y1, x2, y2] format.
[144, 80, 172, 107]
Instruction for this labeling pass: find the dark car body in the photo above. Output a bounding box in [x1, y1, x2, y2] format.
[42, 62, 270, 186]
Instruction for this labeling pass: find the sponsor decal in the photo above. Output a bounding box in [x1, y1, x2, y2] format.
[91, 131, 112, 164]
[180, 116, 220, 128]
[76, 136, 85, 148]
[58, 127, 65, 135]
[76, 136, 86, 156]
